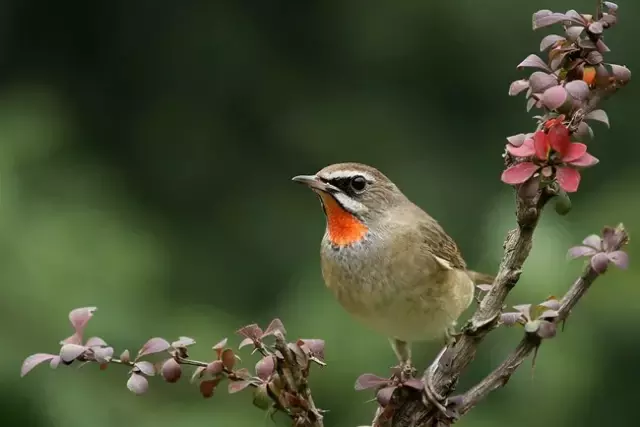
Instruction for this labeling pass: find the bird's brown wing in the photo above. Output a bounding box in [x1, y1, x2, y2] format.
[416, 217, 467, 271]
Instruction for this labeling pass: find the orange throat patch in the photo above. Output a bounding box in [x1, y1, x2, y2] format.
[319, 193, 368, 246]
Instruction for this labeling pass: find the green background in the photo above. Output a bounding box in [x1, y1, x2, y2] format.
[2, 0, 638, 426]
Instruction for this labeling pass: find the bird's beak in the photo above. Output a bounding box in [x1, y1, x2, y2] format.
[291, 174, 338, 194]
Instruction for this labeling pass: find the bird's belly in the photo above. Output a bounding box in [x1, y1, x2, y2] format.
[321, 241, 471, 342]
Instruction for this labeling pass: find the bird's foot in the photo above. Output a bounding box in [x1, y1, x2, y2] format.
[444, 326, 462, 347]
[390, 360, 417, 382]
[421, 347, 457, 420]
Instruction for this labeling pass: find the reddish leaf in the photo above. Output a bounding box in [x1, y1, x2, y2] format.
[501, 163, 539, 185]
[376, 386, 398, 407]
[161, 358, 182, 383]
[21, 353, 59, 377]
[119, 349, 131, 363]
[533, 130, 548, 160]
[542, 85, 568, 110]
[608, 251, 629, 269]
[206, 360, 224, 375]
[517, 54, 551, 72]
[547, 124, 570, 156]
[138, 338, 171, 358]
[262, 318, 287, 338]
[354, 373, 390, 391]
[562, 143, 587, 163]
[221, 349, 236, 370]
[298, 339, 325, 361]
[569, 153, 599, 167]
[402, 378, 424, 391]
[556, 167, 581, 192]
[190, 366, 206, 383]
[200, 379, 220, 398]
[238, 338, 253, 349]
[228, 380, 252, 394]
[507, 139, 535, 157]
[127, 373, 149, 395]
[255, 355, 276, 381]
[60, 344, 87, 362]
[236, 324, 263, 340]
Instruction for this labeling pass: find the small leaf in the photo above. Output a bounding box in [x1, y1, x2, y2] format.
[575, 122, 594, 140]
[609, 64, 631, 82]
[206, 360, 224, 375]
[591, 252, 610, 273]
[564, 80, 590, 101]
[228, 380, 252, 394]
[354, 373, 390, 391]
[190, 366, 206, 383]
[298, 339, 325, 362]
[539, 297, 561, 311]
[200, 379, 219, 398]
[255, 355, 276, 381]
[21, 353, 58, 377]
[608, 251, 629, 269]
[500, 312, 523, 326]
[138, 338, 171, 358]
[119, 349, 131, 363]
[252, 383, 271, 410]
[236, 324, 263, 340]
[540, 34, 565, 51]
[565, 26, 584, 41]
[161, 358, 182, 383]
[537, 321, 557, 339]
[538, 310, 559, 320]
[171, 336, 196, 348]
[127, 373, 149, 395]
[376, 386, 397, 407]
[402, 378, 424, 391]
[60, 344, 87, 362]
[85, 337, 107, 348]
[554, 191, 572, 216]
[513, 304, 532, 320]
[238, 338, 254, 350]
[50, 356, 61, 369]
[134, 361, 156, 376]
[588, 21, 604, 35]
[68, 307, 97, 333]
[501, 163, 539, 185]
[583, 234, 603, 250]
[93, 346, 114, 364]
[508, 79, 529, 96]
[524, 320, 541, 334]
[221, 349, 236, 370]
[517, 54, 551, 72]
[584, 110, 610, 127]
[529, 72, 558, 93]
[604, 2, 618, 12]
[565, 10, 587, 25]
[542, 85, 568, 110]
[586, 51, 604, 65]
[262, 319, 287, 338]
[532, 11, 569, 30]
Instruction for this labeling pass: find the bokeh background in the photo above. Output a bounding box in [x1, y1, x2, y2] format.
[2, 0, 638, 426]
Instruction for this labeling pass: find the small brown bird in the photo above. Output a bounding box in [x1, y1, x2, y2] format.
[292, 162, 494, 409]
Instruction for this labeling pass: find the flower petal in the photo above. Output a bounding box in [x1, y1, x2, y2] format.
[507, 138, 536, 157]
[591, 252, 610, 273]
[548, 124, 571, 155]
[533, 131, 549, 160]
[501, 163, 539, 185]
[556, 167, 581, 192]
[562, 142, 587, 162]
[567, 245, 597, 259]
[608, 251, 629, 269]
[569, 152, 599, 167]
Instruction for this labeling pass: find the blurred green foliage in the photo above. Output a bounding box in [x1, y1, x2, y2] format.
[1, 0, 639, 426]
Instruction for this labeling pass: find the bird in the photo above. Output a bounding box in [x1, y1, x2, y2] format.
[292, 162, 494, 413]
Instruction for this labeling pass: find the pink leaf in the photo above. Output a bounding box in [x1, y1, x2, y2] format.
[591, 252, 610, 273]
[21, 353, 58, 377]
[68, 307, 97, 335]
[501, 163, 539, 185]
[564, 80, 590, 101]
[255, 355, 276, 381]
[171, 336, 196, 348]
[61, 332, 83, 346]
[584, 109, 610, 127]
[120, 349, 131, 363]
[532, 11, 570, 30]
[567, 245, 598, 259]
[238, 338, 254, 349]
[236, 324, 263, 340]
[556, 167, 581, 192]
[402, 379, 424, 391]
[569, 152, 599, 167]
[540, 34, 565, 51]
[298, 339, 325, 361]
[517, 54, 551, 71]
[528, 72, 558, 93]
[138, 337, 171, 358]
[190, 366, 206, 383]
[127, 373, 149, 395]
[507, 139, 535, 157]
[376, 386, 398, 407]
[60, 343, 87, 362]
[542, 85, 568, 110]
[50, 356, 61, 369]
[134, 361, 156, 376]
[228, 380, 252, 394]
[609, 64, 631, 83]
[200, 379, 220, 398]
[212, 338, 228, 351]
[582, 234, 603, 250]
[608, 251, 629, 269]
[354, 373, 391, 391]
[561, 143, 587, 163]
[508, 79, 529, 96]
[161, 359, 182, 383]
[500, 312, 523, 326]
[533, 130, 549, 160]
[93, 346, 114, 364]
[85, 337, 107, 348]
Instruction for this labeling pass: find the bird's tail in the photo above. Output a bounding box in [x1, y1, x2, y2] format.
[467, 270, 495, 286]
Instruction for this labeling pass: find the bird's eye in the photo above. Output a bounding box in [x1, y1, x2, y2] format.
[350, 176, 367, 192]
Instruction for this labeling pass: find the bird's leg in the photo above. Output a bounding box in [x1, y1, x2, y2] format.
[422, 327, 459, 418]
[389, 338, 415, 381]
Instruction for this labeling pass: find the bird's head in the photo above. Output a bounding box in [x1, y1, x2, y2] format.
[292, 162, 407, 246]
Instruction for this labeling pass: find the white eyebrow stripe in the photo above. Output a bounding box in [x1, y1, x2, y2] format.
[322, 170, 376, 182]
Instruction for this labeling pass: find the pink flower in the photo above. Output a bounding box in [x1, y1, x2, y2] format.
[501, 121, 598, 192]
